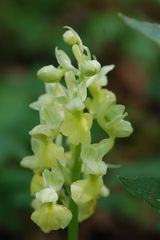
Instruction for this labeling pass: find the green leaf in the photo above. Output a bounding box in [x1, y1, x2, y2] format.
[119, 176, 160, 211]
[119, 13, 160, 46]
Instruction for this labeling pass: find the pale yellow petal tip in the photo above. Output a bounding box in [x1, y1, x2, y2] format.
[100, 185, 110, 197]
[36, 188, 58, 203]
[78, 200, 96, 222]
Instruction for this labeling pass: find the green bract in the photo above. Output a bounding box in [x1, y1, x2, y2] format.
[21, 26, 133, 233]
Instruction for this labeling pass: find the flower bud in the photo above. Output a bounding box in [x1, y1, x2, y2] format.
[31, 174, 44, 196]
[37, 65, 63, 83]
[55, 48, 77, 72]
[63, 30, 78, 45]
[82, 60, 101, 76]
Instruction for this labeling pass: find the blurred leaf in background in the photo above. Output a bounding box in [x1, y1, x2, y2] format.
[115, 13, 160, 215]
[99, 158, 160, 217]
[119, 13, 160, 46]
[0, 72, 43, 231]
[0, 73, 43, 160]
[119, 176, 160, 211]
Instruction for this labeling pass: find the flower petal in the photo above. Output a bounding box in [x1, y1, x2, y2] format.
[42, 168, 64, 191]
[78, 200, 96, 222]
[31, 203, 72, 233]
[71, 175, 103, 205]
[61, 111, 92, 145]
[36, 188, 58, 203]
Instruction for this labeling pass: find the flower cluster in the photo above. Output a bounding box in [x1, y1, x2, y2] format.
[21, 27, 133, 233]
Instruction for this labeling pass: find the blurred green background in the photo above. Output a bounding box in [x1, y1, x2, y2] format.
[0, 0, 160, 239]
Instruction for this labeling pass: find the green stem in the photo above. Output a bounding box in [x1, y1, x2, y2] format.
[67, 198, 79, 240]
[67, 144, 81, 240]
